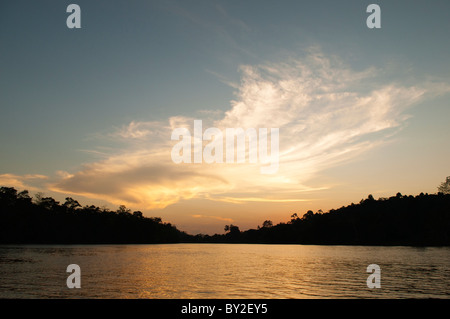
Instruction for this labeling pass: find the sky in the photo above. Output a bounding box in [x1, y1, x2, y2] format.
[1, 0, 449, 235]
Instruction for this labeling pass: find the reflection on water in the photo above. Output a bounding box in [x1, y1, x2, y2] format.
[0, 244, 449, 298]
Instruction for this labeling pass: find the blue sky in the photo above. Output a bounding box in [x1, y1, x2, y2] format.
[1, 0, 449, 234]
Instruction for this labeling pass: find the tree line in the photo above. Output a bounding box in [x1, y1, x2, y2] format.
[1, 182, 450, 246]
[190, 192, 450, 246]
[0, 187, 188, 244]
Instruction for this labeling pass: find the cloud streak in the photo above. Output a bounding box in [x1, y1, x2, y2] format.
[0, 174, 48, 192]
[192, 214, 234, 223]
[48, 49, 447, 210]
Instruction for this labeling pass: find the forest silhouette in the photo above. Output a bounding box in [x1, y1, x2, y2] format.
[0, 187, 187, 244]
[1, 186, 449, 246]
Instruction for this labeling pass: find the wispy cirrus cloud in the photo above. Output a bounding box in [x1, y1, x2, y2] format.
[192, 214, 234, 223]
[114, 121, 170, 140]
[0, 173, 48, 192]
[47, 49, 449, 210]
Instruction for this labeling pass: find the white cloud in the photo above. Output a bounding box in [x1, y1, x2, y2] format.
[48, 49, 447, 210]
[0, 174, 48, 192]
[192, 214, 234, 223]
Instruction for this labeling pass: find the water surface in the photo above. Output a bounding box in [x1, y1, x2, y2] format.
[0, 244, 449, 298]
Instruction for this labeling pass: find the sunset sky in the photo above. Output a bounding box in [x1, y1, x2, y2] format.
[1, 0, 449, 234]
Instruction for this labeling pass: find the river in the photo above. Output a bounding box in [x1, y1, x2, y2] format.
[0, 244, 449, 298]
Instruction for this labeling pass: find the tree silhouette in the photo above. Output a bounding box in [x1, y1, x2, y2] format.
[17, 190, 32, 202]
[262, 220, 273, 228]
[302, 210, 314, 220]
[2, 185, 450, 246]
[38, 196, 59, 210]
[438, 176, 450, 194]
[133, 211, 143, 219]
[0, 187, 17, 202]
[224, 224, 240, 234]
[198, 193, 450, 246]
[0, 186, 187, 244]
[290, 213, 299, 221]
[63, 197, 81, 210]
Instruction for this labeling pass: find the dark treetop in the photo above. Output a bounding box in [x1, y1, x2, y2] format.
[1, 186, 449, 246]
